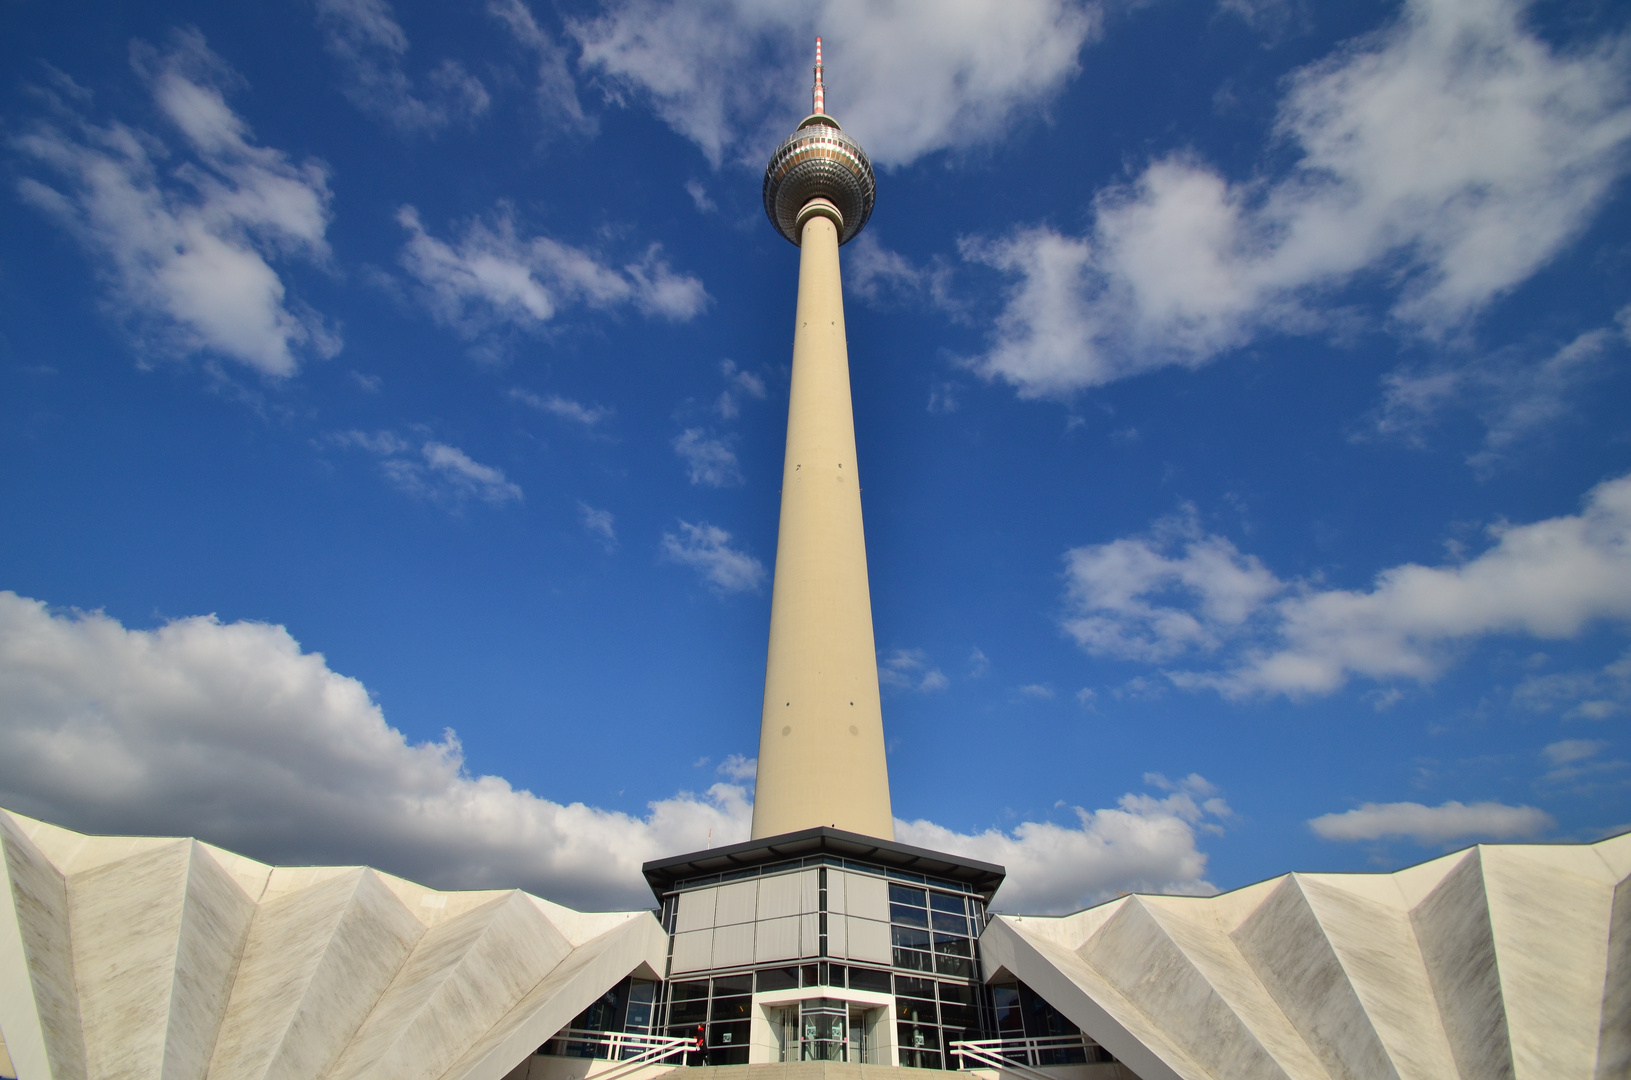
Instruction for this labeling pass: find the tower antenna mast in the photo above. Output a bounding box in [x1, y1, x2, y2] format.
[812, 36, 825, 115]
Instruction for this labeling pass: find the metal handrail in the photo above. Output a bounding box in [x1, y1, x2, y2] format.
[544, 1029, 692, 1080]
[949, 1034, 1098, 1080]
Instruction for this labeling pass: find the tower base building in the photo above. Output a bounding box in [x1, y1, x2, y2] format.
[2, 40, 1628, 1080]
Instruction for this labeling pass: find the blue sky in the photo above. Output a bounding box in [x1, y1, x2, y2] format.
[2, 0, 1629, 913]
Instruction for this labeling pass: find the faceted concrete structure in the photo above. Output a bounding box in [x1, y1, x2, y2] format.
[0, 808, 667, 1080]
[981, 833, 1631, 1080]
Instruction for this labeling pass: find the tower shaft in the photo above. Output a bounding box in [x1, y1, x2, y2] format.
[751, 210, 893, 840]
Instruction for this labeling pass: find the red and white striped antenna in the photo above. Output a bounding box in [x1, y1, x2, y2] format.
[812, 36, 825, 115]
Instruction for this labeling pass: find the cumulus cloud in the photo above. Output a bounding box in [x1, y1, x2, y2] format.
[661, 520, 766, 592]
[0, 592, 1239, 912]
[510, 387, 613, 428]
[674, 428, 743, 487]
[315, 0, 490, 134]
[396, 204, 707, 340]
[13, 30, 337, 377]
[1065, 472, 1631, 698]
[969, 0, 1631, 396]
[488, 0, 591, 132]
[1374, 327, 1620, 470]
[572, 0, 1100, 168]
[328, 430, 522, 506]
[897, 776, 1232, 913]
[1308, 799, 1554, 845]
[0, 591, 746, 910]
[879, 649, 949, 694]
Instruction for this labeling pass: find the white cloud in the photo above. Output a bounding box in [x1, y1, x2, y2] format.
[396, 205, 708, 339]
[1017, 683, 1055, 699]
[510, 388, 613, 427]
[1544, 738, 1606, 767]
[1513, 647, 1631, 720]
[847, 233, 954, 309]
[970, 0, 1631, 395]
[1066, 472, 1631, 698]
[717, 754, 757, 781]
[1308, 799, 1554, 845]
[714, 359, 767, 420]
[897, 778, 1232, 914]
[13, 31, 337, 377]
[572, 0, 1101, 168]
[0, 592, 1240, 913]
[1062, 507, 1281, 662]
[674, 428, 743, 487]
[315, 0, 490, 134]
[661, 521, 766, 592]
[488, 0, 591, 132]
[968, 647, 991, 677]
[879, 649, 949, 694]
[0, 591, 748, 910]
[1374, 327, 1619, 469]
[329, 430, 522, 506]
[685, 179, 717, 213]
[579, 502, 618, 549]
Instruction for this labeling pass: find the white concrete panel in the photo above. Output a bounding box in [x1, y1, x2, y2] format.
[1081, 898, 1298, 1080]
[844, 873, 888, 922]
[712, 921, 755, 969]
[68, 839, 254, 1080]
[435, 913, 671, 1080]
[1409, 850, 1515, 1080]
[757, 873, 804, 920]
[207, 868, 423, 1080]
[669, 930, 713, 973]
[1598, 877, 1631, 1080]
[846, 918, 891, 964]
[674, 889, 716, 934]
[1294, 875, 1460, 1080]
[1231, 876, 1404, 1080]
[755, 916, 801, 963]
[0, 1029, 14, 1079]
[333, 891, 574, 1080]
[0, 813, 85, 1080]
[715, 881, 759, 927]
[1481, 847, 1611, 1080]
[1595, 831, 1631, 880]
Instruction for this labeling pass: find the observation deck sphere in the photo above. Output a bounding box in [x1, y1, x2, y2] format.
[763, 115, 876, 246]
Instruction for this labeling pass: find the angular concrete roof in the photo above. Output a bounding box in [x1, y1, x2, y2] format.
[981, 834, 1631, 1080]
[0, 809, 668, 1080]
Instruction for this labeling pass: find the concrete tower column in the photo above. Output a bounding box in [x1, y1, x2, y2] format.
[752, 41, 891, 839]
[751, 204, 892, 840]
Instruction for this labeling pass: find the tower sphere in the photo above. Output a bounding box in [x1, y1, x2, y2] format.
[762, 43, 875, 246]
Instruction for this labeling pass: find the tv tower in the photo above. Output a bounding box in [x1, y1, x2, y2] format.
[751, 39, 890, 839]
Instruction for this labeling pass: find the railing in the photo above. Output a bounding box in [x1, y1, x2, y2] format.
[544, 1029, 693, 1080]
[949, 1035, 1106, 1080]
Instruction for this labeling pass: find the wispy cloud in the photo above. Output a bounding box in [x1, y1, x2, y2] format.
[510, 387, 613, 428]
[661, 521, 765, 592]
[315, 0, 489, 134]
[674, 428, 743, 487]
[1309, 799, 1554, 845]
[1063, 472, 1631, 698]
[714, 359, 766, 420]
[879, 649, 949, 694]
[328, 429, 522, 506]
[717, 754, 757, 781]
[578, 502, 617, 550]
[487, 0, 592, 132]
[14, 30, 337, 377]
[1513, 647, 1631, 721]
[396, 204, 708, 341]
[967, 0, 1631, 395]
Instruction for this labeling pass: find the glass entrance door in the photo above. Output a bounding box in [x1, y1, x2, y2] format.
[849, 1007, 870, 1064]
[799, 1000, 848, 1061]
